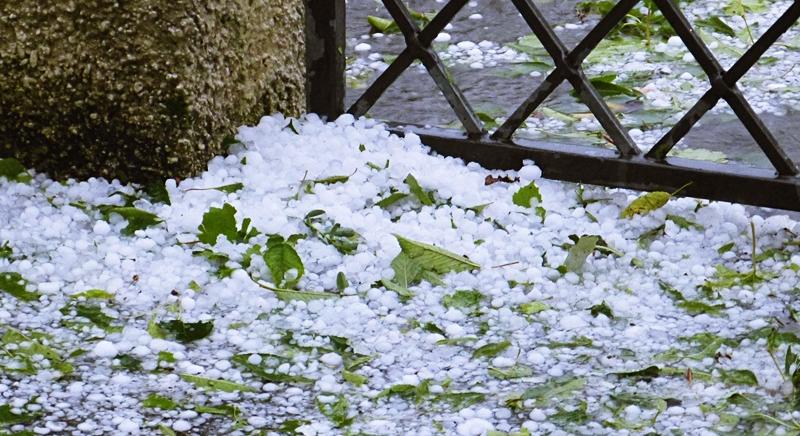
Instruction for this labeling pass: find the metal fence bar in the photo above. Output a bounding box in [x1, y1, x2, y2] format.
[508, 0, 639, 156]
[493, 0, 640, 142]
[647, 1, 800, 169]
[393, 124, 800, 211]
[318, 0, 800, 211]
[651, 0, 798, 176]
[305, 0, 346, 119]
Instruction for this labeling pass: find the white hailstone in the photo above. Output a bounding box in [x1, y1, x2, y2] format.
[559, 314, 588, 330]
[457, 41, 477, 50]
[92, 341, 118, 358]
[518, 164, 542, 181]
[93, 220, 110, 235]
[526, 351, 545, 365]
[435, 33, 452, 43]
[529, 409, 547, 421]
[667, 36, 683, 47]
[117, 419, 139, 434]
[491, 357, 515, 368]
[320, 352, 343, 367]
[172, 420, 191, 432]
[354, 43, 372, 52]
[457, 418, 494, 435]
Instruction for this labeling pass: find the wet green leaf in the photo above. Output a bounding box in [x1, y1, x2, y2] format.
[719, 369, 758, 386]
[404, 174, 434, 206]
[590, 301, 614, 318]
[142, 394, 179, 410]
[560, 235, 599, 273]
[99, 206, 162, 235]
[197, 203, 239, 244]
[473, 340, 511, 359]
[0, 158, 32, 183]
[180, 374, 256, 392]
[489, 364, 534, 380]
[264, 242, 304, 288]
[156, 320, 214, 343]
[442, 289, 485, 310]
[316, 395, 353, 428]
[0, 272, 39, 301]
[621, 191, 671, 218]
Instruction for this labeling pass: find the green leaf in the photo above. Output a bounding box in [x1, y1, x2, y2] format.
[666, 214, 704, 230]
[0, 158, 32, 183]
[336, 272, 348, 292]
[671, 148, 728, 163]
[343, 370, 367, 386]
[195, 403, 242, 420]
[231, 354, 314, 384]
[560, 235, 599, 273]
[391, 253, 423, 289]
[142, 394, 179, 410]
[146, 314, 166, 339]
[620, 191, 672, 218]
[180, 374, 256, 392]
[316, 395, 353, 428]
[719, 369, 758, 386]
[676, 300, 725, 316]
[466, 203, 492, 215]
[547, 336, 594, 349]
[144, 180, 171, 205]
[613, 365, 661, 380]
[263, 243, 304, 288]
[114, 354, 142, 372]
[69, 289, 114, 300]
[0, 241, 12, 259]
[271, 288, 335, 302]
[584, 74, 643, 98]
[395, 235, 480, 275]
[381, 279, 415, 299]
[589, 301, 614, 318]
[0, 403, 39, 425]
[367, 15, 399, 33]
[404, 174, 434, 206]
[437, 336, 478, 346]
[637, 225, 665, 248]
[314, 175, 350, 185]
[695, 16, 736, 37]
[155, 320, 213, 343]
[718, 242, 735, 254]
[60, 302, 119, 332]
[519, 377, 585, 405]
[518, 301, 549, 315]
[99, 206, 162, 235]
[551, 400, 589, 425]
[185, 182, 244, 194]
[432, 392, 486, 409]
[303, 210, 361, 255]
[442, 289, 485, 310]
[0, 272, 39, 301]
[473, 340, 511, 359]
[512, 181, 543, 209]
[489, 364, 534, 380]
[376, 192, 409, 208]
[197, 203, 239, 244]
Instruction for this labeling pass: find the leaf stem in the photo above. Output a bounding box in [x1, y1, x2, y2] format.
[670, 182, 693, 197]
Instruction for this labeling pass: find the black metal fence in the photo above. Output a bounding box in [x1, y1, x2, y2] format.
[305, 0, 800, 211]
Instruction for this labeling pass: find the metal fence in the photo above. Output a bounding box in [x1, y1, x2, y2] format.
[305, 0, 800, 211]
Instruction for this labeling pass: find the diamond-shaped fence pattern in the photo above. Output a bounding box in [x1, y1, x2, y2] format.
[305, 0, 800, 210]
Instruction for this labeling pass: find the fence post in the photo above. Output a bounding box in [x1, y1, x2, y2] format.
[305, 0, 346, 120]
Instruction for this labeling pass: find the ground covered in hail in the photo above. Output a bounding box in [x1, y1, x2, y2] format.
[1, 115, 800, 436]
